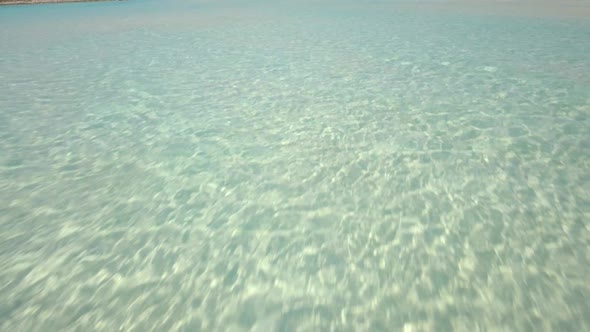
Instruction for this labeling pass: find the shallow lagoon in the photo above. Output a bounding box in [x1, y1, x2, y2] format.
[1, 1, 589, 330]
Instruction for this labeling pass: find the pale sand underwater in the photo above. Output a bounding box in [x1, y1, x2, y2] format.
[0, 1, 589, 331]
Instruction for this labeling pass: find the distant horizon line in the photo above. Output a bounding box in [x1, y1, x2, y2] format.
[0, 0, 123, 5]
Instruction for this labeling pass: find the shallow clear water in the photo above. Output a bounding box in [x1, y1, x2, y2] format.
[1, 1, 589, 331]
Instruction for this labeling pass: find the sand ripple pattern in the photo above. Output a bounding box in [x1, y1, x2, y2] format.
[1, 3, 589, 331]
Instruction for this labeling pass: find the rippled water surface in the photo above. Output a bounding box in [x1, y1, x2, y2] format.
[1, 1, 589, 331]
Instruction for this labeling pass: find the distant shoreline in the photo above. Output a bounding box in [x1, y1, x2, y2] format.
[0, 0, 122, 5]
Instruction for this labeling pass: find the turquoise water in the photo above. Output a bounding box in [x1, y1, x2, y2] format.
[1, 1, 589, 331]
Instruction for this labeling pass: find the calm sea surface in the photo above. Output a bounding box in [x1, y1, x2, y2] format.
[1, 1, 589, 331]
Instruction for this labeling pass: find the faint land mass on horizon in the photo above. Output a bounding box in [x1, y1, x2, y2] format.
[0, 0, 121, 5]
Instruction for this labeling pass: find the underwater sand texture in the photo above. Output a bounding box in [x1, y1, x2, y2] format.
[1, 2, 589, 331]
